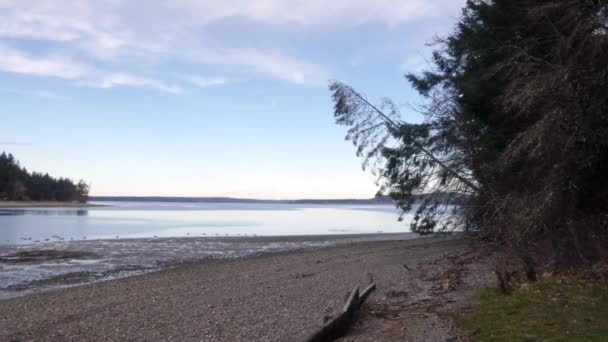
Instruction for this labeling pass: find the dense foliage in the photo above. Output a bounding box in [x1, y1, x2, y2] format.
[331, 0, 608, 267]
[0, 152, 89, 203]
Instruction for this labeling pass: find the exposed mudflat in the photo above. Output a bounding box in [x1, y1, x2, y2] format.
[0, 236, 498, 342]
[0, 233, 416, 299]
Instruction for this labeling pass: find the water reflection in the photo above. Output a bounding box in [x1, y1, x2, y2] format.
[0, 209, 89, 216]
[0, 202, 409, 245]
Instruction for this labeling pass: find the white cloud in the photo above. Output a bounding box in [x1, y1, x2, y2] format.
[83, 73, 182, 94]
[174, 0, 457, 27]
[0, 86, 68, 101]
[182, 75, 232, 87]
[236, 50, 325, 85]
[0, 141, 32, 146]
[0, 0, 464, 87]
[25, 89, 67, 101]
[0, 45, 180, 93]
[0, 45, 89, 79]
[186, 49, 328, 85]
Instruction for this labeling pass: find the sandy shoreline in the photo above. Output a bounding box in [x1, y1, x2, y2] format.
[0, 201, 103, 208]
[0, 236, 497, 341]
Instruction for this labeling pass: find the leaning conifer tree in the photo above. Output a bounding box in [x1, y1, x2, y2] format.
[331, 0, 608, 268]
[330, 81, 479, 234]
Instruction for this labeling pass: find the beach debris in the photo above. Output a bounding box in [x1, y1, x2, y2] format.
[304, 281, 376, 342]
[403, 263, 412, 271]
[295, 272, 315, 280]
[386, 290, 409, 299]
[360, 283, 377, 305]
[0, 250, 99, 263]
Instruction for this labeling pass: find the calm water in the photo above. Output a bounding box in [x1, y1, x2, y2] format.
[0, 202, 417, 298]
[0, 202, 411, 245]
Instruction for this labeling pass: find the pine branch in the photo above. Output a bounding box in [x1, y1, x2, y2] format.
[333, 82, 480, 192]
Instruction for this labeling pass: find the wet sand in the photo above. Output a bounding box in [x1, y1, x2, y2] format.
[0, 233, 417, 299]
[0, 236, 497, 341]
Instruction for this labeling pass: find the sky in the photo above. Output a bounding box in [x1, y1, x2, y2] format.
[1, 0, 465, 199]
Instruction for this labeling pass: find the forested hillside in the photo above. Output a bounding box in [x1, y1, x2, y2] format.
[0, 152, 89, 203]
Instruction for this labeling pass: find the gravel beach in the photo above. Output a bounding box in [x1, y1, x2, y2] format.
[0, 236, 497, 341]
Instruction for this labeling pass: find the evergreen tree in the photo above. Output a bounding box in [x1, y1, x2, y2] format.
[0, 152, 90, 203]
[331, 0, 608, 266]
[76, 180, 90, 203]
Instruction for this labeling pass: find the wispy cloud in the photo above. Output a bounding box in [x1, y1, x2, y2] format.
[0, 86, 68, 101]
[0, 0, 464, 88]
[234, 50, 327, 85]
[173, 0, 458, 28]
[0, 141, 32, 146]
[81, 73, 182, 94]
[184, 49, 328, 86]
[0, 45, 180, 93]
[182, 75, 232, 87]
[1, 45, 88, 79]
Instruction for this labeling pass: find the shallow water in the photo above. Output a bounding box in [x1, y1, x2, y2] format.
[0, 202, 416, 298]
[0, 201, 411, 245]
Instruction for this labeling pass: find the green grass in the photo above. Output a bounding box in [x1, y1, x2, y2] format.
[458, 276, 608, 342]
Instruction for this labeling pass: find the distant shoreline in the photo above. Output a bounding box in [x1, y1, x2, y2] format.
[0, 201, 103, 209]
[89, 193, 464, 205]
[89, 195, 396, 205]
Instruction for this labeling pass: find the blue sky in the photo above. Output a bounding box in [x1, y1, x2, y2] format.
[1, 0, 465, 199]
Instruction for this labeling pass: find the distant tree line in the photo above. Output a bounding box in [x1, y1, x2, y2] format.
[88, 195, 396, 204]
[0, 152, 89, 203]
[331, 0, 608, 270]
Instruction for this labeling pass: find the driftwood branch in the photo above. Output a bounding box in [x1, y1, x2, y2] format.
[304, 282, 376, 342]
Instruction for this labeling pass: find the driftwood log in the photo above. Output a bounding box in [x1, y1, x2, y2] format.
[304, 282, 376, 342]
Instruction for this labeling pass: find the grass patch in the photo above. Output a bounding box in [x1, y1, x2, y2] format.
[458, 276, 608, 341]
